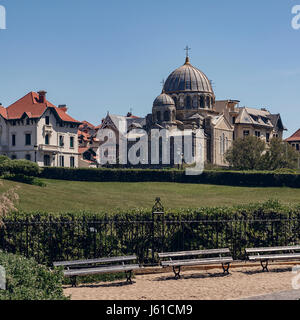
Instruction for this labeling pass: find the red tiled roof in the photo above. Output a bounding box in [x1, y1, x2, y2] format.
[129, 115, 140, 119]
[78, 147, 89, 154]
[80, 120, 95, 129]
[2, 92, 80, 123]
[0, 106, 7, 118]
[78, 130, 91, 141]
[285, 129, 300, 142]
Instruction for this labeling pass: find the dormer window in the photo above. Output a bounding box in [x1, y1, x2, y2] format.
[26, 118, 30, 125]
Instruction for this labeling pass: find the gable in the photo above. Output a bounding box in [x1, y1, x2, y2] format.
[212, 114, 233, 131]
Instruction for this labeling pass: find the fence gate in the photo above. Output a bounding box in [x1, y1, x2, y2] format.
[151, 197, 165, 263]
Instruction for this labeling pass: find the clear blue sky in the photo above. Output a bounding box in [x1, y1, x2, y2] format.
[0, 0, 299, 137]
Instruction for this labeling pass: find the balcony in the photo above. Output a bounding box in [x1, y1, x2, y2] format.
[43, 124, 53, 134]
[38, 144, 59, 152]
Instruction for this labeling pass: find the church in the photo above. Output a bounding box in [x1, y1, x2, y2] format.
[98, 51, 286, 167]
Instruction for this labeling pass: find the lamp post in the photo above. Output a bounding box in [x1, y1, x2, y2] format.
[33, 144, 38, 163]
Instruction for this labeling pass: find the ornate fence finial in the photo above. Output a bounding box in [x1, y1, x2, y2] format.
[152, 197, 164, 214]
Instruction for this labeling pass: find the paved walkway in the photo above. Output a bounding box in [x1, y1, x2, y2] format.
[244, 290, 300, 300]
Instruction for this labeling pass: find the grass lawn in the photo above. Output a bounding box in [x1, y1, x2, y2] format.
[1, 178, 300, 213]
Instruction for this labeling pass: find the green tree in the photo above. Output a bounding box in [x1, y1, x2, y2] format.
[261, 138, 299, 170]
[225, 136, 266, 170]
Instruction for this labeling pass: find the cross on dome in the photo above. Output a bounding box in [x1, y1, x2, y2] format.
[184, 45, 191, 58]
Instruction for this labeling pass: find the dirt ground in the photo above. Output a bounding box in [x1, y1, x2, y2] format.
[63, 263, 300, 300]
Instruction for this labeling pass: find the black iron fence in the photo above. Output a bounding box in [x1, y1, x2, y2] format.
[1, 214, 300, 266]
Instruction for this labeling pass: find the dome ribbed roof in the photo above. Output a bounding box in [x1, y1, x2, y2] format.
[153, 92, 175, 107]
[163, 58, 214, 94]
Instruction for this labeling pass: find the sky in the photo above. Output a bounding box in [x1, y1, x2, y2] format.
[0, 0, 299, 137]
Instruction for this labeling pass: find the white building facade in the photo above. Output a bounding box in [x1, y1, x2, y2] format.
[0, 91, 81, 167]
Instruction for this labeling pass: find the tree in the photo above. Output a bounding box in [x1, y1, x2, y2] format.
[261, 138, 299, 170]
[225, 136, 300, 171]
[225, 136, 266, 170]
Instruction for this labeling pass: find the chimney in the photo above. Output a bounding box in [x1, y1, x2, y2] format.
[38, 90, 47, 103]
[58, 104, 68, 112]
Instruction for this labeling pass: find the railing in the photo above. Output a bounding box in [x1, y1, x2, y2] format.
[1, 215, 299, 267]
[38, 144, 59, 152]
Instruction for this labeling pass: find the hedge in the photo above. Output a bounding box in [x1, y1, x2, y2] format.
[0, 251, 67, 300]
[3, 174, 46, 187]
[40, 167, 300, 187]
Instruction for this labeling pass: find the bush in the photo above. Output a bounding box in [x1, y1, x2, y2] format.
[0, 159, 40, 177]
[0, 251, 68, 300]
[40, 167, 300, 188]
[3, 174, 46, 187]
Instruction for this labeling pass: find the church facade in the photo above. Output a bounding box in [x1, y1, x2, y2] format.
[98, 55, 286, 167]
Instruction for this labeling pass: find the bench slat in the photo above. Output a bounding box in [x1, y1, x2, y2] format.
[64, 264, 140, 277]
[248, 253, 300, 261]
[161, 257, 233, 267]
[158, 248, 230, 259]
[53, 255, 137, 267]
[246, 246, 300, 254]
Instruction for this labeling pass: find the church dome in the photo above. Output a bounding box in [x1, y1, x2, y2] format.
[163, 57, 214, 94]
[153, 92, 175, 107]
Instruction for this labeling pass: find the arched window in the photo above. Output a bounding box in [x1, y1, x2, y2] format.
[173, 96, 177, 108]
[186, 96, 192, 109]
[206, 96, 211, 108]
[211, 97, 214, 108]
[164, 111, 170, 121]
[220, 136, 222, 155]
[192, 96, 198, 108]
[200, 96, 205, 108]
[172, 110, 176, 121]
[219, 134, 228, 156]
[157, 111, 161, 121]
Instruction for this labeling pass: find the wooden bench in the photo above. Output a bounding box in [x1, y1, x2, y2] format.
[245, 245, 300, 272]
[158, 248, 233, 279]
[53, 255, 141, 287]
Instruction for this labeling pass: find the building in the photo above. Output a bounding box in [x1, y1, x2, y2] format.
[0, 90, 81, 167]
[97, 54, 287, 167]
[285, 129, 300, 152]
[78, 121, 100, 167]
